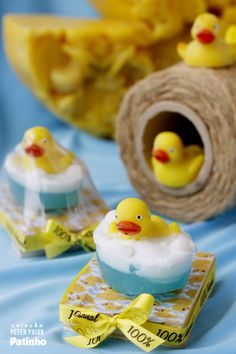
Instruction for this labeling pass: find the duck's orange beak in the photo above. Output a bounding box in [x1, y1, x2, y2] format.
[25, 144, 44, 158]
[152, 149, 170, 163]
[116, 221, 141, 236]
[196, 29, 215, 44]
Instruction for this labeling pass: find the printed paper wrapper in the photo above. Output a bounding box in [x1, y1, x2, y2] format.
[0, 174, 108, 258]
[60, 252, 215, 348]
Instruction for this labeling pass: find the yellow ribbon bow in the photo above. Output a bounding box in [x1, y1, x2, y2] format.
[25, 220, 97, 258]
[60, 294, 165, 352]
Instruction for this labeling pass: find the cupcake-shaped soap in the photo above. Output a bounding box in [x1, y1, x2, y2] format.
[94, 198, 196, 295]
[4, 126, 83, 211]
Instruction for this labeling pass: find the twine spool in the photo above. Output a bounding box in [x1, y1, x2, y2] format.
[117, 63, 236, 223]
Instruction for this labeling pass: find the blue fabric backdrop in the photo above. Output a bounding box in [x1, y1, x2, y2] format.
[0, 1, 236, 353]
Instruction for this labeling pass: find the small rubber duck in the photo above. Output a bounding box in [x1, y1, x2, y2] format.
[108, 198, 180, 238]
[151, 132, 204, 188]
[18, 126, 75, 174]
[177, 12, 236, 67]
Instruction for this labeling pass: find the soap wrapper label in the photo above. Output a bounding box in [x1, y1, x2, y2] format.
[60, 252, 215, 348]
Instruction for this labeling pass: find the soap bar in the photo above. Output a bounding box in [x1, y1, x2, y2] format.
[60, 252, 216, 348]
[3, 15, 183, 138]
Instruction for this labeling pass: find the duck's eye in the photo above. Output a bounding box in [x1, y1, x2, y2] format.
[213, 24, 220, 32]
[169, 147, 175, 153]
[136, 214, 142, 220]
[42, 138, 47, 144]
[115, 214, 118, 219]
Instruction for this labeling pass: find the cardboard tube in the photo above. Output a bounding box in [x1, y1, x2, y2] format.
[117, 63, 236, 222]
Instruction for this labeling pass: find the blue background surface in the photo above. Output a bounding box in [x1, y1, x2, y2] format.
[0, 1, 236, 353]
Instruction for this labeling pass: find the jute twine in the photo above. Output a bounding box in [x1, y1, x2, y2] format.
[117, 63, 236, 223]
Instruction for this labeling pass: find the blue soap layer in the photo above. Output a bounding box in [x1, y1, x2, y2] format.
[97, 254, 191, 296]
[8, 176, 80, 211]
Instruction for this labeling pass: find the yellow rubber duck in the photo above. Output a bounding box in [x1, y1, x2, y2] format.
[151, 132, 204, 188]
[177, 12, 236, 67]
[108, 198, 180, 239]
[18, 126, 75, 174]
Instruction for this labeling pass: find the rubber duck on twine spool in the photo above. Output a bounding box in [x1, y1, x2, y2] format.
[116, 13, 236, 223]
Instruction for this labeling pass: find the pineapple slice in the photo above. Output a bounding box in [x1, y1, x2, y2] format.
[90, 0, 184, 41]
[90, 0, 208, 39]
[90, 0, 236, 29]
[4, 15, 183, 137]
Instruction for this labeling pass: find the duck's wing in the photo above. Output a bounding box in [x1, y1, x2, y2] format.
[65, 151, 75, 164]
[151, 216, 170, 235]
[185, 144, 203, 157]
[57, 150, 75, 168]
[188, 154, 204, 179]
[108, 221, 118, 234]
[151, 215, 168, 226]
[225, 25, 236, 46]
[152, 216, 180, 236]
[177, 42, 187, 59]
[168, 222, 180, 233]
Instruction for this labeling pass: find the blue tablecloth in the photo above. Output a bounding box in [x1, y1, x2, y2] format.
[0, 1, 236, 353]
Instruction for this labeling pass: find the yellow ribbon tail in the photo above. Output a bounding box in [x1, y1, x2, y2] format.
[44, 241, 71, 259]
[24, 233, 69, 259]
[24, 234, 48, 252]
[119, 293, 154, 324]
[117, 318, 165, 352]
[64, 327, 115, 349]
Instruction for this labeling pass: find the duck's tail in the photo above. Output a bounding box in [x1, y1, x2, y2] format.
[177, 42, 187, 59]
[169, 222, 181, 234]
